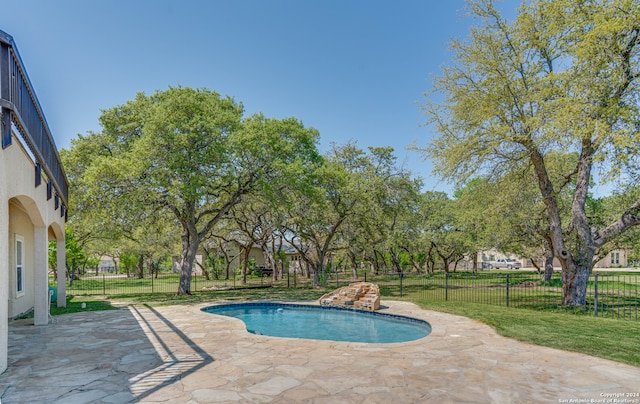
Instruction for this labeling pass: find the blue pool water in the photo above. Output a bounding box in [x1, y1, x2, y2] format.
[202, 302, 432, 343]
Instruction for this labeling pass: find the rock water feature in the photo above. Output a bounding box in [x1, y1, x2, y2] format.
[319, 282, 380, 311]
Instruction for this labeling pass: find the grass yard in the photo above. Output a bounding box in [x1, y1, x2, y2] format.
[50, 295, 120, 316]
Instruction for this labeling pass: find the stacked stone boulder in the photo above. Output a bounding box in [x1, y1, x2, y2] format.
[319, 282, 380, 311]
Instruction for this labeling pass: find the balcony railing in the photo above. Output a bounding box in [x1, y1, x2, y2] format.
[0, 29, 69, 206]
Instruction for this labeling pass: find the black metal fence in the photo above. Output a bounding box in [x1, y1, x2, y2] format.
[53, 270, 640, 321]
[57, 272, 270, 296]
[376, 271, 640, 321]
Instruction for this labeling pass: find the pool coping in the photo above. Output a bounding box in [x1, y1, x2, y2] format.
[201, 299, 433, 324]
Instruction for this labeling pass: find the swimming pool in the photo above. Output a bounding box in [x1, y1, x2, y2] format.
[202, 302, 432, 343]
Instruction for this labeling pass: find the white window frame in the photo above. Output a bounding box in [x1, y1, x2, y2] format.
[15, 234, 25, 297]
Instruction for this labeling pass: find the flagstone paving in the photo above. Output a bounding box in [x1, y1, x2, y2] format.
[1, 300, 639, 403]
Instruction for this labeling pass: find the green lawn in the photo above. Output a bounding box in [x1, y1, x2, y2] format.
[50, 295, 121, 316]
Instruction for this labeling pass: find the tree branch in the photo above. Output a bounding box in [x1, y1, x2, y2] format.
[594, 198, 640, 248]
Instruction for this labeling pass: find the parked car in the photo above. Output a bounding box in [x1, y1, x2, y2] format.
[485, 258, 522, 270]
[257, 266, 273, 276]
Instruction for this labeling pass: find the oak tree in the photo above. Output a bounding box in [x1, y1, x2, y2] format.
[76, 87, 319, 294]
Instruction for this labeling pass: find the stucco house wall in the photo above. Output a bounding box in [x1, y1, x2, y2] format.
[1, 29, 68, 373]
[1, 128, 67, 372]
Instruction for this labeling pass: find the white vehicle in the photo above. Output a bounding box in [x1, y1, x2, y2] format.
[486, 258, 522, 270]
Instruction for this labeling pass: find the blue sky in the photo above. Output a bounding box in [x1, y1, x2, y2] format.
[1, 0, 507, 194]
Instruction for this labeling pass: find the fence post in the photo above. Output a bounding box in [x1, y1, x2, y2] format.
[505, 274, 510, 307]
[336, 271, 339, 288]
[103, 274, 106, 296]
[445, 272, 449, 301]
[594, 273, 598, 317]
[151, 273, 154, 294]
[399, 272, 404, 297]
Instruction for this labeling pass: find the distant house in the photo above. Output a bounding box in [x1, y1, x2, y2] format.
[594, 249, 631, 269]
[97, 256, 117, 272]
[1, 30, 69, 373]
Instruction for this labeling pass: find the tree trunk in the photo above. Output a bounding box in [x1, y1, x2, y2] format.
[196, 260, 211, 281]
[304, 261, 311, 278]
[543, 255, 554, 282]
[348, 251, 358, 280]
[212, 253, 221, 280]
[542, 240, 554, 282]
[219, 246, 232, 280]
[311, 264, 319, 287]
[178, 230, 200, 295]
[442, 259, 450, 273]
[270, 238, 282, 281]
[198, 248, 212, 280]
[453, 256, 464, 272]
[225, 260, 231, 280]
[389, 248, 402, 273]
[275, 250, 286, 280]
[561, 262, 590, 306]
[312, 250, 326, 288]
[67, 260, 76, 287]
[241, 246, 251, 284]
[372, 250, 383, 275]
[402, 247, 423, 274]
[110, 255, 118, 274]
[261, 244, 277, 281]
[136, 254, 144, 279]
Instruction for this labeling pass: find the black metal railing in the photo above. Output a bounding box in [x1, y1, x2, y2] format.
[0, 29, 69, 205]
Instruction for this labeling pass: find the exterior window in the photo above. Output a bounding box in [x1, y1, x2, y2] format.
[15, 235, 24, 296]
[611, 252, 620, 265]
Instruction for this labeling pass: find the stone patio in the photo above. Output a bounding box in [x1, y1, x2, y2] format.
[1, 300, 639, 403]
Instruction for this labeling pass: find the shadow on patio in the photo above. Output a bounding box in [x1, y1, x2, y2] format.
[0, 305, 213, 403]
[127, 305, 213, 399]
